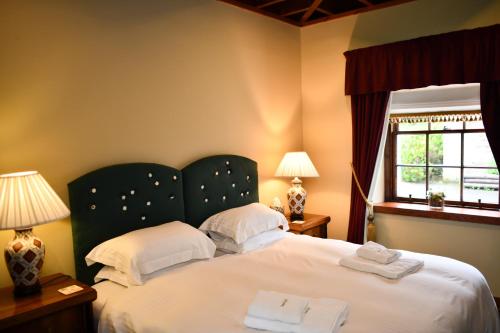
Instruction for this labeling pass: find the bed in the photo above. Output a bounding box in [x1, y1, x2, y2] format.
[68, 155, 499, 333]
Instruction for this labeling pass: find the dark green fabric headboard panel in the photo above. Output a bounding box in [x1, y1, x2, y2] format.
[68, 155, 258, 285]
[68, 163, 185, 285]
[182, 155, 259, 227]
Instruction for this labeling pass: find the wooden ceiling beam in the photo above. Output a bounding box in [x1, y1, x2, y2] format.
[218, 0, 298, 26]
[303, 0, 416, 26]
[357, 0, 373, 6]
[300, 0, 323, 24]
[282, 7, 308, 17]
[257, 0, 285, 9]
[316, 7, 333, 16]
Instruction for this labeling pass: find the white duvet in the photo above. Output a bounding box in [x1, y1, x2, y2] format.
[94, 234, 499, 333]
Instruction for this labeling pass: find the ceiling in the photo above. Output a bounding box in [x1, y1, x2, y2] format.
[218, 0, 416, 27]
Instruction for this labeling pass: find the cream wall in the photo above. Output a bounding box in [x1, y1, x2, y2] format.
[0, 1, 301, 287]
[301, 0, 500, 295]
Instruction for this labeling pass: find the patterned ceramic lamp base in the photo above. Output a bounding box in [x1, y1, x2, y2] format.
[287, 177, 307, 221]
[4, 228, 45, 296]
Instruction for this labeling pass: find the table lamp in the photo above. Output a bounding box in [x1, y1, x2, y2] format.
[0, 171, 70, 296]
[275, 152, 319, 220]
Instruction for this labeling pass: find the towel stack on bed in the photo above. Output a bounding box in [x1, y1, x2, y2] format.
[339, 241, 423, 279]
[244, 290, 349, 333]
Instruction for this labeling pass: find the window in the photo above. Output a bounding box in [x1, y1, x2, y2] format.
[385, 112, 499, 209]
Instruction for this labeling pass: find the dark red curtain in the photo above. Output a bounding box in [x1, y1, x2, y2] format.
[347, 92, 390, 244]
[480, 81, 500, 169]
[345, 24, 500, 95]
[344, 24, 500, 243]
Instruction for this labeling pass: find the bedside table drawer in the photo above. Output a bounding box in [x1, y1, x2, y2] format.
[303, 226, 323, 238]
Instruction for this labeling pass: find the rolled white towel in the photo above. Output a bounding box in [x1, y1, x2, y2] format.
[339, 255, 423, 279]
[244, 298, 349, 333]
[356, 241, 401, 264]
[248, 290, 309, 324]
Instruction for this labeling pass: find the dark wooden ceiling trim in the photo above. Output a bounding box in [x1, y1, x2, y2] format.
[283, 8, 308, 17]
[257, 0, 286, 9]
[219, 0, 298, 26]
[300, 0, 324, 24]
[357, 0, 372, 6]
[303, 0, 417, 26]
[217, 0, 417, 27]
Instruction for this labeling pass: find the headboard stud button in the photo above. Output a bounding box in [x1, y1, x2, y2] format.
[246, 175, 250, 181]
[226, 161, 230, 165]
[232, 183, 236, 188]
[201, 185, 205, 190]
[121, 195, 126, 200]
[240, 192, 244, 197]
[91, 188, 97, 194]
[170, 195, 175, 200]
[246, 191, 250, 195]
[148, 173, 153, 178]
[173, 175, 177, 181]
[204, 198, 209, 203]
[227, 170, 231, 175]
[215, 171, 219, 176]
[222, 195, 226, 201]
[154, 181, 160, 186]
[146, 201, 151, 206]
[141, 216, 146, 221]
[130, 190, 135, 195]
[122, 205, 128, 211]
[90, 204, 96, 210]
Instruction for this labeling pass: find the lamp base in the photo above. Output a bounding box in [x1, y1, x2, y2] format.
[287, 177, 307, 220]
[4, 228, 45, 296]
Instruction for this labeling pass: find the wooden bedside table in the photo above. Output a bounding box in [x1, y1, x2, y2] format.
[286, 213, 331, 238]
[0, 273, 97, 333]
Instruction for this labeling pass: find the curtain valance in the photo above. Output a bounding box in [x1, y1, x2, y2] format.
[344, 24, 500, 95]
[389, 110, 482, 124]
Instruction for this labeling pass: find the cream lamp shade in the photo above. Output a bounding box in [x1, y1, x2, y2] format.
[0, 171, 70, 296]
[275, 152, 318, 221]
[0, 171, 70, 230]
[274, 152, 319, 178]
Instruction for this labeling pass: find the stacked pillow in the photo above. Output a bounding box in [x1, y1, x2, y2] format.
[199, 203, 288, 254]
[86, 221, 216, 287]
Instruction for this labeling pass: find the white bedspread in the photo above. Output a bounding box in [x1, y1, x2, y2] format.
[95, 234, 499, 333]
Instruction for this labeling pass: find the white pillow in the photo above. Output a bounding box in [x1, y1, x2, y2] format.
[95, 266, 130, 287]
[199, 203, 289, 244]
[86, 221, 216, 285]
[210, 228, 287, 254]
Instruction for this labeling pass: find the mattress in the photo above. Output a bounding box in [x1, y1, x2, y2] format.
[93, 234, 499, 333]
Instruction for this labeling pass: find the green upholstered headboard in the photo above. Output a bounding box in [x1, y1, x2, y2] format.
[182, 155, 259, 227]
[68, 155, 258, 285]
[68, 163, 185, 285]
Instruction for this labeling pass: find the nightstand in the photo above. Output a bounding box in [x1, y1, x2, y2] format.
[0, 273, 97, 333]
[286, 213, 331, 238]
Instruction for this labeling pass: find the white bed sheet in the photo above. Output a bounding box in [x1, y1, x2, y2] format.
[94, 234, 499, 333]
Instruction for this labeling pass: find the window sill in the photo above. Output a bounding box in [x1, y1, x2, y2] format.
[374, 202, 500, 226]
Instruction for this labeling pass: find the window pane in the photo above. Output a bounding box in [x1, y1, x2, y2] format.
[397, 166, 427, 199]
[465, 120, 484, 129]
[429, 167, 460, 201]
[430, 121, 463, 130]
[463, 168, 499, 204]
[397, 134, 426, 165]
[464, 133, 497, 168]
[429, 133, 460, 166]
[398, 122, 428, 131]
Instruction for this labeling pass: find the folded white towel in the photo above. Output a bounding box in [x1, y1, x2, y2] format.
[356, 241, 401, 264]
[244, 298, 349, 333]
[339, 255, 423, 279]
[248, 290, 309, 324]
